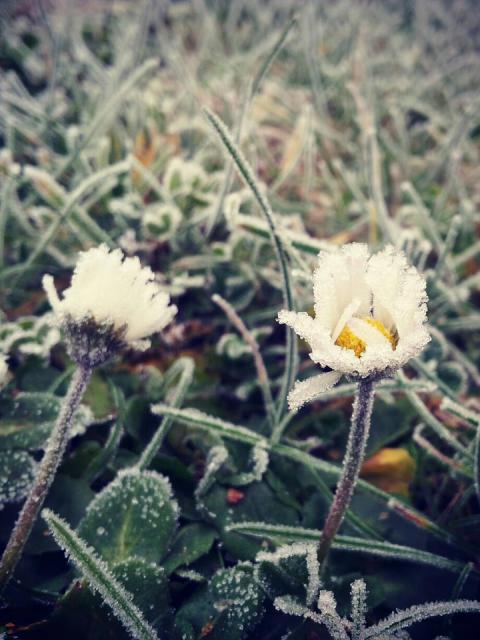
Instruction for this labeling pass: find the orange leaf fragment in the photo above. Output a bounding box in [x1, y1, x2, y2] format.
[361, 447, 415, 496]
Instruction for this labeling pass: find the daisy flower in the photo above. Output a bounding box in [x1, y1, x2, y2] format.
[43, 244, 177, 367]
[278, 243, 429, 410]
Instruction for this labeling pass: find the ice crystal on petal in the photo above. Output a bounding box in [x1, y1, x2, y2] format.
[278, 243, 430, 409]
[43, 245, 177, 364]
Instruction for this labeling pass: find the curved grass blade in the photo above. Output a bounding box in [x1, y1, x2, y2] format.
[227, 522, 465, 574]
[11, 160, 130, 287]
[206, 14, 297, 238]
[42, 509, 159, 640]
[137, 357, 195, 470]
[203, 107, 296, 422]
[152, 404, 467, 552]
[364, 599, 480, 638]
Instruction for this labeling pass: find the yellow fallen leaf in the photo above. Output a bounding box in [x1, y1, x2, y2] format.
[361, 447, 416, 497]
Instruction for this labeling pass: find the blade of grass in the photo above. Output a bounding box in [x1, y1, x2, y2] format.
[42, 509, 159, 640]
[203, 107, 297, 422]
[227, 521, 465, 574]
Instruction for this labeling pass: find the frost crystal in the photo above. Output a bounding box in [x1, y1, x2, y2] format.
[0, 355, 8, 389]
[43, 244, 177, 364]
[278, 244, 430, 410]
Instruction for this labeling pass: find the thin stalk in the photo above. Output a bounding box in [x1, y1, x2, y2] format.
[212, 293, 276, 432]
[0, 365, 92, 593]
[317, 377, 376, 569]
[203, 108, 297, 422]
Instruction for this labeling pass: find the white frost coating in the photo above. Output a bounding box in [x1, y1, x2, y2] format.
[0, 355, 8, 389]
[42, 244, 177, 349]
[274, 576, 480, 640]
[278, 243, 430, 410]
[364, 599, 480, 639]
[256, 542, 320, 607]
[42, 509, 159, 640]
[350, 579, 367, 640]
[195, 445, 228, 500]
[83, 467, 180, 523]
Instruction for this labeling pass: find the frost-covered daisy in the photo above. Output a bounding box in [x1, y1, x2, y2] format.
[43, 244, 177, 367]
[278, 243, 429, 410]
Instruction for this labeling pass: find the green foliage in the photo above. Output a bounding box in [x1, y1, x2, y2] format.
[78, 470, 178, 564]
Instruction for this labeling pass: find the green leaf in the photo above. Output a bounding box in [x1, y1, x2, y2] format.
[0, 391, 92, 450]
[78, 469, 178, 564]
[175, 565, 265, 640]
[82, 371, 114, 419]
[163, 523, 216, 574]
[0, 450, 36, 503]
[42, 509, 160, 640]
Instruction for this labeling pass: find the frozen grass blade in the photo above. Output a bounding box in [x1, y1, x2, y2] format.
[151, 404, 266, 447]
[137, 357, 195, 470]
[228, 522, 465, 574]
[152, 405, 464, 552]
[364, 599, 480, 638]
[42, 509, 159, 640]
[206, 14, 297, 237]
[203, 107, 296, 422]
[10, 160, 130, 288]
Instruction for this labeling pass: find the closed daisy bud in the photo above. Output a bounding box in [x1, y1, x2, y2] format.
[43, 244, 177, 368]
[278, 243, 430, 410]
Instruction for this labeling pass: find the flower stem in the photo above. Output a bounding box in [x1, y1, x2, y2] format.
[0, 365, 92, 593]
[317, 377, 376, 570]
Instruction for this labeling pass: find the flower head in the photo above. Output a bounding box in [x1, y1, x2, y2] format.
[278, 243, 429, 410]
[43, 244, 177, 367]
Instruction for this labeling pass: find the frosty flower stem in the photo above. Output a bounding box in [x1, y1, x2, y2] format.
[317, 377, 376, 570]
[0, 365, 92, 593]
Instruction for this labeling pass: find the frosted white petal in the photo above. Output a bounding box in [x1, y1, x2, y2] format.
[288, 371, 342, 411]
[42, 244, 177, 346]
[313, 243, 371, 332]
[347, 318, 393, 349]
[332, 299, 361, 343]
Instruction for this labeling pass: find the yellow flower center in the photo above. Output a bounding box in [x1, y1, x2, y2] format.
[335, 317, 397, 358]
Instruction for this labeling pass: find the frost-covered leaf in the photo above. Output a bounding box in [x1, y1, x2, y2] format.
[175, 565, 265, 640]
[0, 392, 93, 450]
[163, 523, 216, 574]
[201, 478, 299, 560]
[255, 543, 320, 606]
[78, 469, 178, 564]
[0, 450, 36, 504]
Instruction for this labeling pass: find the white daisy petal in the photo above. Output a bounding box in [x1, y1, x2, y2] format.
[332, 298, 362, 343]
[347, 318, 393, 350]
[43, 244, 177, 350]
[288, 371, 342, 411]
